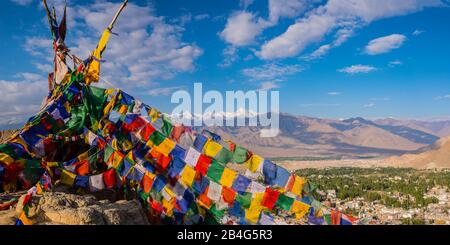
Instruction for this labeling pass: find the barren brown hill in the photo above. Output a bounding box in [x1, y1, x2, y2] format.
[386, 136, 450, 169]
[202, 114, 440, 158]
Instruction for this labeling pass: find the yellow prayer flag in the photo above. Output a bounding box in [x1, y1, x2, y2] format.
[245, 206, 262, 224]
[105, 88, 116, 95]
[103, 97, 116, 115]
[111, 137, 119, 151]
[250, 192, 265, 209]
[64, 101, 71, 113]
[163, 186, 176, 200]
[220, 168, 237, 188]
[145, 171, 156, 180]
[118, 105, 128, 115]
[244, 154, 263, 173]
[36, 183, 43, 195]
[291, 176, 306, 197]
[0, 153, 14, 165]
[85, 29, 111, 85]
[19, 212, 34, 225]
[181, 166, 196, 186]
[60, 169, 76, 186]
[291, 200, 310, 220]
[204, 140, 222, 158]
[162, 198, 174, 217]
[126, 150, 135, 162]
[112, 151, 124, 169]
[155, 138, 176, 156]
[78, 151, 89, 162]
[148, 108, 161, 123]
[46, 162, 59, 168]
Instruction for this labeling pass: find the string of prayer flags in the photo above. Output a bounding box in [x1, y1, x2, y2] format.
[2, 1, 356, 225]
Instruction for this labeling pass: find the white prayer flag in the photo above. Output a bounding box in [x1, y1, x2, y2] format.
[184, 147, 201, 167]
[89, 174, 105, 192]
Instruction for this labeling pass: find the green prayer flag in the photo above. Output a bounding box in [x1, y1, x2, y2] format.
[206, 159, 225, 183]
[66, 105, 87, 133]
[324, 214, 332, 225]
[161, 115, 173, 137]
[82, 86, 108, 131]
[236, 192, 252, 209]
[88, 151, 98, 171]
[276, 194, 294, 211]
[232, 146, 248, 164]
[210, 204, 225, 220]
[215, 147, 233, 164]
[148, 130, 166, 146]
[104, 145, 114, 163]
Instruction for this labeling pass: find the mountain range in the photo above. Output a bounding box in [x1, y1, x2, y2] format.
[203, 114, 450, 159]
[3, 113, 450, 159]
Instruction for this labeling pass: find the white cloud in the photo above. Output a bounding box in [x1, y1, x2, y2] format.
[240, 0, 254, 9]
[147, 86, 185, 96]
[364, 103, 375, 108]
[268, 0, 310, 23]
[413, 29, 425, 36]
[302, 27, 355, 61]
[258, 13, 335, 59]
[338, 64, 377, 74]
[388, 60, 403, 67]
[242, 63, 303, 81]
[0, 73, 47, 127]
[10, 0, 33, 6]
[194, 14, 210, 21]
[303, 44, 332, 61]
[258, 0, 443, 60]
[174, 13, 193, 26]
[219, 11, 268, 47]
[435, 94, 450, 100]
[258, 81, 279, 91]
[364, 34, 407, 55]
[27, 1, 203, 90]
[33, 62, 53, 73]
[218, 46, 239, 68]
[327, 92, 341, 96]
[24, 37, 52, 59]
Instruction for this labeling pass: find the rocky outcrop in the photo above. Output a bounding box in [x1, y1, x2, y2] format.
[8, 192, 149, 225]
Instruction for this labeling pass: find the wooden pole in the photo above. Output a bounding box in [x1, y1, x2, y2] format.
[108, 0, 128, 31]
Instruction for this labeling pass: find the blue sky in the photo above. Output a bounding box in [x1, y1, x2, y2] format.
[1, 0, 450, 128]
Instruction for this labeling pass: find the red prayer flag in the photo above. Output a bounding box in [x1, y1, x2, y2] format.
[75, 160, 89, 176]
[130, 116, 146, 131]
[262, 187, 280, 211]
[170, 125, 185, 142]
[141, 174, 154, 193]
[285, 175, 295, 192]
[151, 200, 164, 213]
[195, 154, 212, 176]
[149, 148, 172, 170]
[331, 209, 341, 225]
[103, 168, 117, 189]
[140, 123, 156, 141]
[222, 187, 236, 204]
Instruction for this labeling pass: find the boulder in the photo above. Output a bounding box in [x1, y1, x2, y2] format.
[13, 192, 149, 225]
